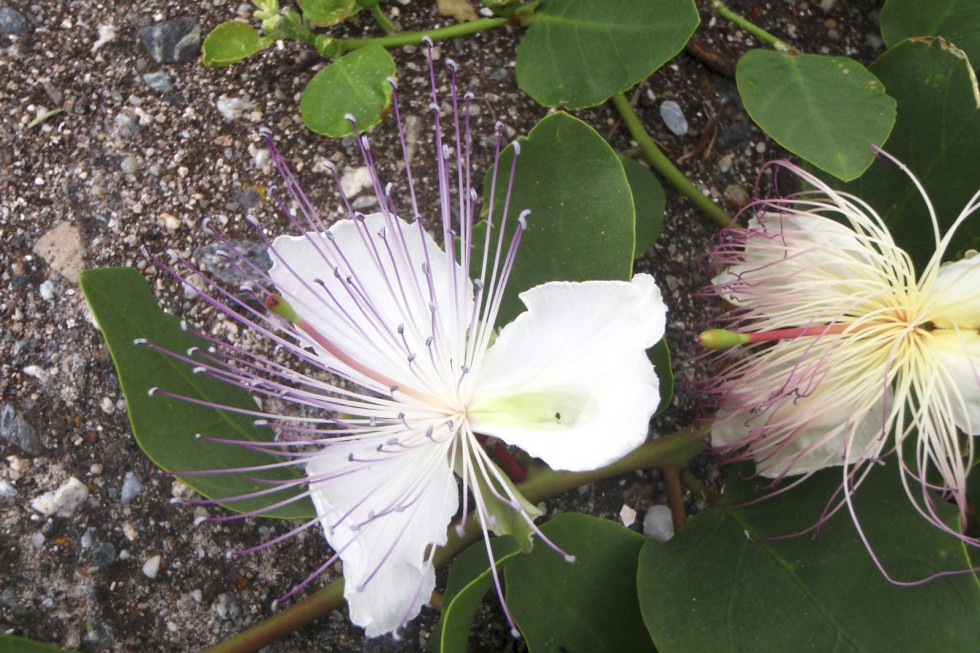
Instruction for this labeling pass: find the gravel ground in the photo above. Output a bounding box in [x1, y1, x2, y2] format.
[1, 1, 884, 650]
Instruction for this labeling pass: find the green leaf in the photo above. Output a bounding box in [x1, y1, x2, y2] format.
[639, 464, 980, 653]
[300, 45, 396, 137]
[736, 50, 897, 181]
[80, 268, 314, 519]
[648, 339, 673, 417]
[201, 21, 271, 68]
[515, 0, 700, 109]
[298, 0, 356, 26]
[0, 634, 74, 653]
[479, 112, 635, 325]
[505, 514, 656, 653]
[844, 37, 980, 269]
[428, 536, 523, 653]
[621, 157, 665, 259]
[881, 0, 980, 67]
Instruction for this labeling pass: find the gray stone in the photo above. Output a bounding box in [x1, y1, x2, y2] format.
[141, 70, 173, 92]
[87, 541, 117, 568]
[0, 402, 41, 455]
[0, 7, 27, 35]
[659, 100, 689, 136]
[138, 17, 200, 65]
[193, 240, 271, 290]
[120, 471, 143, 505]
[234, 187, 260, 209]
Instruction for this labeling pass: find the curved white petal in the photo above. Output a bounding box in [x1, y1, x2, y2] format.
[929, 330, 980, 435]
[929, 251, 980, 329]
[468, 274, 665, 472]
[305, 437, 458, 637]
[269, 214, 473, 389]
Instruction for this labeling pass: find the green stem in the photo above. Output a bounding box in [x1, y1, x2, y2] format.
[369, 4, 395, 34]
[610, 92, 732, 228]
[200, 427, 706, 653]
[709, 0, 797, 53]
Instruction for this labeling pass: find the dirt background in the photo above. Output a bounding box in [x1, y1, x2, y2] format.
[1, 1, 884, 651]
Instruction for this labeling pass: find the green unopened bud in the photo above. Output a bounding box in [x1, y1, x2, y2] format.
[699, 328, 750, 350]
[265, 294, 298, 323]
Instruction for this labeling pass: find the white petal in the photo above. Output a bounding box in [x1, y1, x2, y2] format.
[269, 214, 472, 387]
[929, 330, 980, 435]
[930, 251, 980, 329]
[305, 437, 458, 637]
[468, 274, 665, 472]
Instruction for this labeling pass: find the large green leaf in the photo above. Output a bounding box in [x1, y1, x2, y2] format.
[621, 157, 665, 260]
[201, 21, 272, 68]
[515, 0, 700, 109]
[0, 635, 74, 653]
[737, 49, 896, 181]
[881, 0, 980, 67]
[298, 0, 356, 26]
[479, 112, 635, 325]
[300, 45, 395, 137]
[505, 514, 656, 653]
[80, 267, 314, 519]
[844, 37, 980, 270]
[428, 536, 523, 653]
[639, 464, 980, 652]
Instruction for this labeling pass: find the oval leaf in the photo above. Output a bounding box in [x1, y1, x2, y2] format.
[516, 0, 700, 109]
[298, 0, 356, 27]
[881, 0, 980, 67]
[621, 157, 666, 259]
[300, 45, 396, 137]
[428, 536, 522, 653]
[639, 464, 980, 652]
[202, 21, 270, 68]
[0, 634, 74, 653]
[505, 514, 656, 653]
[737, 49, 897, 181]
[479, 112, 636, 325]
[845, 37, 980, 269]
[80, 267, 314, 519]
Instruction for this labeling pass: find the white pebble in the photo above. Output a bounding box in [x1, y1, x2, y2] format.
[339, 166, 373, 198]
[0, 479, 16, 497]
[22, 365, 51, 384]
[120, 471, 143, 504]
[619, 504, 637, 528]
[142, 554, 162, 579]
[80, 529, 93, 548]
[31, 532, 46, 548]
[39, 280, 56, 300]
[89, 463, 104, 476]
[100, 396, 115, 415]
[216, 96, 255, 122]
[31, 477, 90, 517]
[660, 100, 689, 136]
[643, 505, 675, 542]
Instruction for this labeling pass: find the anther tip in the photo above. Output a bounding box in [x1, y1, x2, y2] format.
[564, 554, 576, 563]
[133, 338, 147, 345]
[421, 36, 433, 48]
[386, 76, 397, 89]
[509, 627, 522, 639]
[258, 126, 273, 139]
[147, 387, 158, 396]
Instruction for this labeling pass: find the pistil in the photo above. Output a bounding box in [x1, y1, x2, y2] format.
[699, 322, 856, 350]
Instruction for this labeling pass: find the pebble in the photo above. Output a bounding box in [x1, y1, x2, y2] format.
[89, 541, 117, 568]
[0, 7, 27, 35]
[619, 504, 637, 528]
[112, 111, 140, 138]
[724, 184, 751, 208]
[234, 186, 260, 209]
[80, 529, 93, 548]
[0, 479, 16, 497]
[99, 396, 115, 415]
[339, 166, 373, 198]
[33, 221, 86, 283]
[142, 70, 173, 93]
[31, 533, 45, 549]
[31, 477, 90, 517]
[120, 471, 143, 505]
[0, 402, 42, 454]
[211, 593, 241, 620]
[643, 505, 675, 542]
[92, 24, 117, 51]
[158, 212, 181, 230]
[216, 96, 254, 121]
[89, 463, 104, 476]
[120, 155, 138, 174]
[38, 279, 56, 300]
[717, 153, 734, 174]
[142, 554, 162, 579]
[138, 17, 201, 64]
[22, 365, 50, 384]
[660, 100, 689, 136]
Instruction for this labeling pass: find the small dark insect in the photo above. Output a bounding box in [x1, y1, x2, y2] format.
[555, 412, 561, 421]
